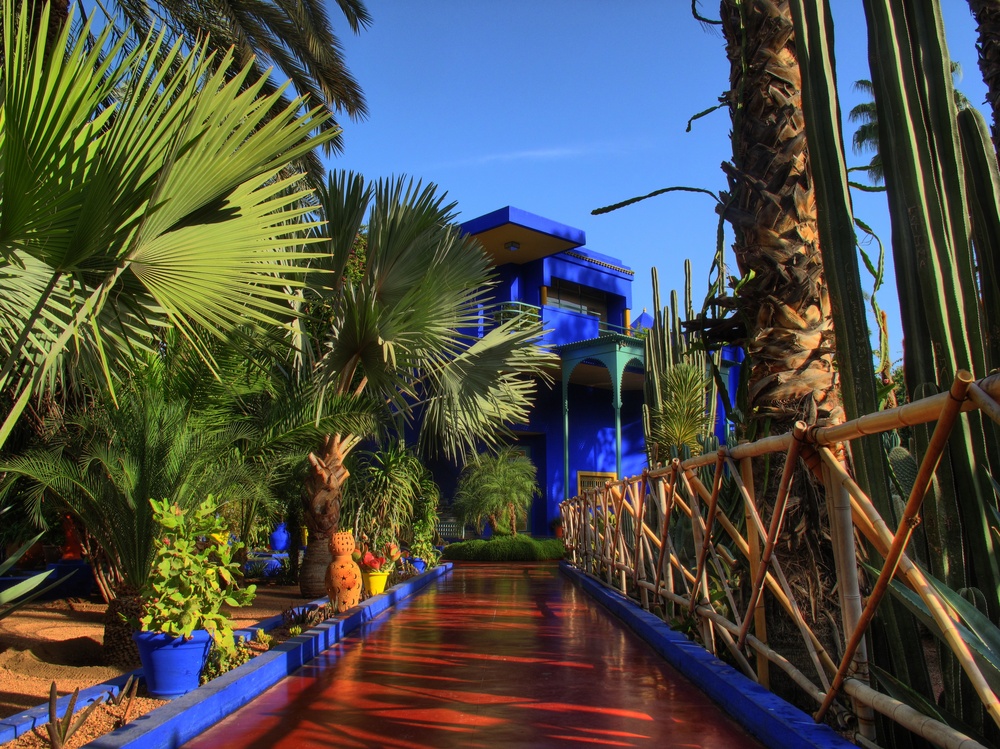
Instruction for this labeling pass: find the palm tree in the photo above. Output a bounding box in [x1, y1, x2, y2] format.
[293, 172, 557, 596]
[848, 80, 885, 185]
[102, 0, 371, 164]
[341, 442, 438, 553]
[0, 355, 270, 665]
[719, 0, 842, 432]
[849, 67, 969, 186]
[453, 448, 540, 536]
[0, 3, 334, 455]
[968, 0, 1000, 160]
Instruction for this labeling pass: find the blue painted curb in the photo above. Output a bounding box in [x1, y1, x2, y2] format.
[0, 565, 450, 748]
[85, 563, 451, 749]
[559, 561, 854, 749]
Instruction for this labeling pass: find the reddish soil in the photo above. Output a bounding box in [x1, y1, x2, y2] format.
[0, 583, 314, 725]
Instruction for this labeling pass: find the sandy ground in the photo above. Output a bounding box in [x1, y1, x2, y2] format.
[0, 582, 316, 720]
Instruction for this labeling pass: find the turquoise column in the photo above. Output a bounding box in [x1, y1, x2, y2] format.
[613, 386, 622, 479]
[562, 375, 570, 500]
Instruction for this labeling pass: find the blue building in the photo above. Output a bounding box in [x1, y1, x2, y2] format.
[457, 207, 649, 535]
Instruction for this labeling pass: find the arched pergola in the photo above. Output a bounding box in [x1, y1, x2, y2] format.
[559, 333, 645, 499]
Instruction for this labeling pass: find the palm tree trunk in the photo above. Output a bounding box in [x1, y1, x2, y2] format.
[968, 0, 1000, 162]
[299, 434, 350, 598]
[720, 0, 842, 432]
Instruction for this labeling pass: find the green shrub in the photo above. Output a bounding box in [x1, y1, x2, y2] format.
[441, 536, 564, 562]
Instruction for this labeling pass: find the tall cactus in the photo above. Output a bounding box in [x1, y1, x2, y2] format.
[788, 0, 1000, 737]
[860, 0, 1000, 618]
[643, 263, 716, 464]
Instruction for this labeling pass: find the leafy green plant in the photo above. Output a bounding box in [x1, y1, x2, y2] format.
[295, 172, 557, 597]
[0, 0, 336, 457]
[342, 443, 438, 557]
[642, 264, 720, 466]
[287, 625, 302, 638]
[409, 490, 441, 567]
[253, 629, 273, 650]
[137, 497, 256, 652]
[106, 676, 137, 708]
[200, 637, 255, 684]
[47, 683, 104, 749]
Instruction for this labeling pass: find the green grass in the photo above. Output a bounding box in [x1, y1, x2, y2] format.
[441, 535, 565, 562]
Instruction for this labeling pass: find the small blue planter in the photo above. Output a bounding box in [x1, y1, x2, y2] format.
[269, 523, 290, 552]
[411, 558, 427, 573]
[133, 630, 213, 699]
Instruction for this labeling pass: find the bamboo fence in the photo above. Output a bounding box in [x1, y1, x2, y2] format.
[560, 371, 1000, 749]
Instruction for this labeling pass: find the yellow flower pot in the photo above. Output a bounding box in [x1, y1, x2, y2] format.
[363, 570, 389, 595]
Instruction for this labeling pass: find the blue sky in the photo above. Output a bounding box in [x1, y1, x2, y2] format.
[333, 2, 988, 359]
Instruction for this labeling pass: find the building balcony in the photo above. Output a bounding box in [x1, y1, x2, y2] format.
[478, 301, 633, 348]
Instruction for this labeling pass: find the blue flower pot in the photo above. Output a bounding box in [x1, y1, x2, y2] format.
[133, 629, 212, 699]
[411, 557, 427, 573]
[269, 522, 291, 552]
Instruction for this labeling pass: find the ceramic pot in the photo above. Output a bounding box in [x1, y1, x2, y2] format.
[362, 570, 389, 595]
[325, 531, 362, 613]
[410, 557, 427, 573]
[133, 629, 212, 699]
[269, 522, 291, 552]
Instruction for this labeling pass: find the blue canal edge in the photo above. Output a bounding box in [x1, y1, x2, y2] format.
[560, 561, 854, 749]
[0, 563, 452, 749]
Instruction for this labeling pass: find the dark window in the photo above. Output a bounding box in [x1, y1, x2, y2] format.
[550, 279, 608, 322]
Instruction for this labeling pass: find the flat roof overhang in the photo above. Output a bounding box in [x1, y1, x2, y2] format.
[460, 206, 585, 265]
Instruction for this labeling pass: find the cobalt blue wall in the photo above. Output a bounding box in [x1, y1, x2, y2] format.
[519, 377, 645, 532]
[543, 251, 633, 306]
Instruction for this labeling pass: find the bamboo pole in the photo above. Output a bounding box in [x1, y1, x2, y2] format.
[677, 432, 795, 470]
[703, 462, 833, 686]
[647, 585, 831, 707]
[634, 474, 648, 609]
[680, 468, 716, 652]
[601, 485, 612, 583]
[736, 450, 769, 687]
[583, 492, 597, 575]
[818, 445, 1000, 728]
[809, 371, 1000, 447]
[816, 371, 975, 723]
[968, 382, 1000, 426]
[640, 571, 990, 749]
[822, 456, 876, 741]
[737, 422, 807, 648]
[841, 680, 990, 749]
[611, 482, 629, 592]
[690, 450, 726, 613]
[653, 463, 679, 615]
[651, 473, 670, 606]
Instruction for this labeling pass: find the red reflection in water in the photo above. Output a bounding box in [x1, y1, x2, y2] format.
[183, 564, 764, 749]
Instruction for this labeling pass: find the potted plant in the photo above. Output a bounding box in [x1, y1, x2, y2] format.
[132, 496, 256, 698]
[408, 492, 441, 573]
[355, 542, 400, 596]
[409, 536, 439, 573]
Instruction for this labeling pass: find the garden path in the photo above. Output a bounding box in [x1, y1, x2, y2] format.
[183, 563, 763, 748]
